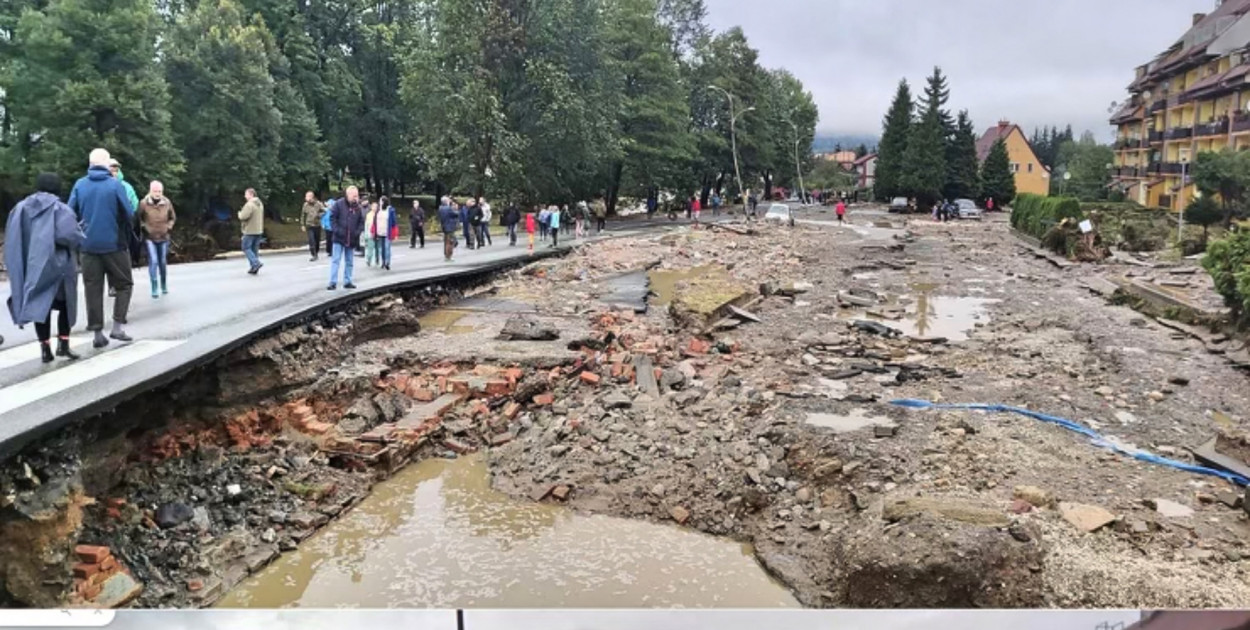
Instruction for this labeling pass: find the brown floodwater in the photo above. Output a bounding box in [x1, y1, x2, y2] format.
[417, 309, 478, 335]
[647, 265, 720, 307]
[218, 455, 798, 609]
[840, 283, 998, 342]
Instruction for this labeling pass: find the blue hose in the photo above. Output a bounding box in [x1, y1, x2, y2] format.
[890, 399, 1250, 487]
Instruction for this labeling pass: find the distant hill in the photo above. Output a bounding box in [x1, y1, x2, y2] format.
[812, 133, 879, 154]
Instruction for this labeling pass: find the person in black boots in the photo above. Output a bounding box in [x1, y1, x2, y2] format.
[410, 199, 426, 248]
[5, 173, 85, 362]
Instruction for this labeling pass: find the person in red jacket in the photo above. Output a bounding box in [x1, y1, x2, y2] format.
[525, 209, 536, 252]
[835, 199, 846, 223]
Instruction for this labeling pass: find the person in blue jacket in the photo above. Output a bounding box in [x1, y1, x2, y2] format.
[69, 148, 135, 348]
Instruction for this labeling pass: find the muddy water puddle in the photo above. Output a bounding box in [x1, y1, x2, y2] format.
[219, 455, 797, 608]
[806, 408, 896, 434]
[647, 265, 720, 307]
[841, 285, 998, 342]
[418, 309, 478, 335]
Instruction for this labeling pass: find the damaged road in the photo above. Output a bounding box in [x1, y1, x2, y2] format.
[6, 209, 1250, 609]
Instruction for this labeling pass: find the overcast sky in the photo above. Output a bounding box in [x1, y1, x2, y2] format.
[704, 0, 1214, 138]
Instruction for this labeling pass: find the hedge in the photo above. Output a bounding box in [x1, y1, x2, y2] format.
[1010, 194, 1084, 240]
[1202, 228, 1250, 322]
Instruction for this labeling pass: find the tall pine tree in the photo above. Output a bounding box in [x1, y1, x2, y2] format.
[980, 137, 1016, 207]
[919, 67, 953, 135]
[943, 110, 980, 200]
[901, 104, 946, 207]
[875, 79, 913, 200]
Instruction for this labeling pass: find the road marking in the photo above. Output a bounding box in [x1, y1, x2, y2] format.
[0, 339, 185, 416]
[0, 336, 94, 371]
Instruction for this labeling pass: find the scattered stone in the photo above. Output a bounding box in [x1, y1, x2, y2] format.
[190, 507, 212, 533]
[873, 425, 897, 438]
[795, 488, 812, 503]
[603, 392, 633, 409]
[1095, 386, 1114, 397]
[1013, 485, 1055, 509]
[882, 497, 1010, 527]
[1147, 391, 1166, 402]
[551, 485, 571, 501]
[155, 503, 194, 529]
[1168, 376, 1190, 387]
[1146, 498, 1194, 519]
[498, 314, 560, 341]
[1059, 502, 1117, 533]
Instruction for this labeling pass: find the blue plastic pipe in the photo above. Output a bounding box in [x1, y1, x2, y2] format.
[890, 399, 1250, 487]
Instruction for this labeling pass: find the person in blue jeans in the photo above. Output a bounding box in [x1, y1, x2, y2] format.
[327, 186, 365, 290]
[137, 181, 176, 297]
[238, 188, 264, 274]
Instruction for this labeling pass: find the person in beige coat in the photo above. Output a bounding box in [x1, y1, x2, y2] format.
[138, 181, 176, 298]
[238, 188, 264, 274]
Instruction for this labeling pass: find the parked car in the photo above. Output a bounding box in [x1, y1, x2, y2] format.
[888, 197, 911, 213]
[955, 198, 982, 220]
[764, 203, 791, 223]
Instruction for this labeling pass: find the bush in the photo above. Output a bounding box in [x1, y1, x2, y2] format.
[1202, 228, 1250, 320]
[1010, 194, 1084, 240]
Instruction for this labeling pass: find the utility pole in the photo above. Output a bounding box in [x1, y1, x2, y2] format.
[786, 119, 806, 227]
[708, 85, 753, 215]
[1179, 156, 1189, 242]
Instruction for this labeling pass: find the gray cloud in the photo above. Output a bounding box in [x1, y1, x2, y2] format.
[704, 0, 1214, 138]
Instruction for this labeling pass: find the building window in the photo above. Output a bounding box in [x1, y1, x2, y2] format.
[1027, 163, 1034, 173]
[1010, 163, 1019, 173]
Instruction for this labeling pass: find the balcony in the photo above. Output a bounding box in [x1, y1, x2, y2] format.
[1165, 126, 1194, 140]
[1148, 129, 1165, 143]
[1113, 166, 1142, 178]
[1195, 118, 1230, 137]
[1160, 162, 1186, 174]
[1235, 111, 1250, 133]
[1115, 138, 1144, 150]
[1148, 99, 1167, 114]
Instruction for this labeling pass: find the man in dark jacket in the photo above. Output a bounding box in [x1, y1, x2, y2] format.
[409, 199, 426, 249]
[69, 148, 135, 348]
[437, 197, 460, 262]
[327, 186, 365, 290]
[502, 203, 521, 246]
[461, 198, 477, 250]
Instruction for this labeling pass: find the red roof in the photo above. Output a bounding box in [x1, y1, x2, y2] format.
[852, 153, 877, 166]
[975, 121, 1046, 171]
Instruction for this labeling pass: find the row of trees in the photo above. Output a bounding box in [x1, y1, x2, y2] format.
[873, 68, 1010, 207]
[0, 0, 818, 222]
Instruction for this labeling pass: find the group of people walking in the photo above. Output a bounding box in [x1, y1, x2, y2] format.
[4, 148, 156, 361]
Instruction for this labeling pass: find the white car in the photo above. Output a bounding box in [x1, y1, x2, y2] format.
[764, 203, 791, 223]
[956, 199, 982, 220]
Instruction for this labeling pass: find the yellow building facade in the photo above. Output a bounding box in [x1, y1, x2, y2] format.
[976, 121, 1050, 197]
[1111, 2, 1250, 211]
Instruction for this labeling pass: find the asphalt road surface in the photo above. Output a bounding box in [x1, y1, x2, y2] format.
[0, 222, 661, 458]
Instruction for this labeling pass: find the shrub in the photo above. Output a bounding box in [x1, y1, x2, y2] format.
[1010, 194, 1084, 240]
[1202, 228, 1250, 320]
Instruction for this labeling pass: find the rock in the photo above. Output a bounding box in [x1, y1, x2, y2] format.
[1168, 376, 1190, 386]
[1094, 386, 1114, 397]
[795, 488, 812, 503]
[1012, 485, 1055, 509]
[777, 281, 813, 296]
[267, 511, 287, 525]
[260, 528, 277, 544]
[498, 314, 560, 341]
[226, 484, 242, 497]
[660, 369, 687, 392]
[873, 425, 898, 438]
[604, 392, 633, 409]
[650, 484, 666, 498]
[1147, 391, 1166, 402]
[1058, 502, 1116, 533]
[1217, 491, 1243, 509]
[190, 507, 212, 533]
[882, 497, 1010, 527]
[155, 503, 195, 529]
[1146, 498, 1194, 519]
[1125, 518, 1150, 535]
[669, 505, 691, 525]
[802, 353, 821, 366]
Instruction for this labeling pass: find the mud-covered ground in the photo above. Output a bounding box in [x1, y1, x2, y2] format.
[4, 206, 1250, 609]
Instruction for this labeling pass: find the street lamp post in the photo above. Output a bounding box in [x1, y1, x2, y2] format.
[708, 85, 751, 215]
[785, 119, 806, 226]
[1179, 156, 1189, 242]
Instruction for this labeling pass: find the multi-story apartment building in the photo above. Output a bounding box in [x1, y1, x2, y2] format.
[1110, 0, 1250, 210]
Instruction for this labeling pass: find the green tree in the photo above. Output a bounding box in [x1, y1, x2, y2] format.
[603, 0, 694, 211]
[1185, 195, 1223, 245]
[875, 79, 912, 200]
[655, 0, 709, 58]
[1192, 148, 1250, 228]
[854, 143, 869, 158]
[901, 103, 946, 207]
[165, 0, 283, 213]
[1062, 132, 1113, 201]
[918, 66, 953, 136]
[943, 109, 980, 200]
[980, 138, 1016, 207]
[7, 0, 183, 192]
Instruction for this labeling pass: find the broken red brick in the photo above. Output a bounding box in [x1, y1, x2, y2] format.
[291, 404, 314, 418]
[504, 367, 524, 382]
[490, 432, 516, 447]
[430, 365, 457, 377]
[73, 563, 101, 580]
[485, 379, 512, 396]
[503, 402, 522, 420]
[473, 365, 501, 377]
[551, 485, 571, 501]
[532, 393, 555, 406]
[471, 401, 491, 418]
[436, 375, 448, 393]
[611, 364, 624, 379]
[669, 505, 691, 525]
[303, 421, 333, 435]
[412, 388, 436, 402]
[1009, 499, 1034, 515]
[186, 578, 204, 592]
[393, 373, 411, 393]
[81, 582, 103, 601]
[74, 545, 110, 564]
[687, 338, 711, 355]
[448, 376, 471, 394]
[106, 497, 126, 509]
[99, 556, 118, 573]
[580, 371, 601, 385]
[105, 507, 122, 521]
[444, 439, 475, 454]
